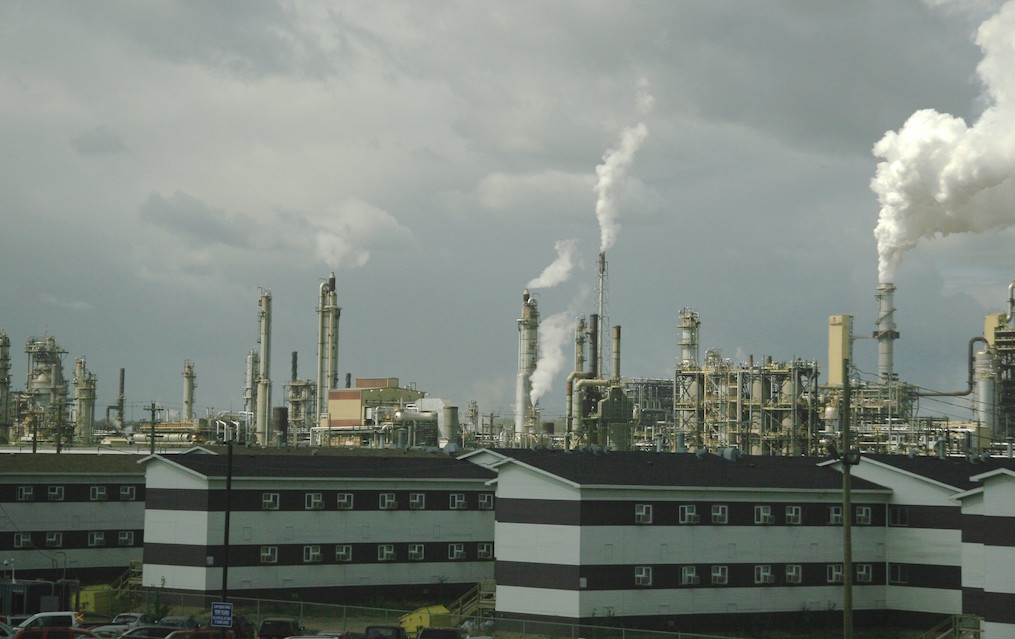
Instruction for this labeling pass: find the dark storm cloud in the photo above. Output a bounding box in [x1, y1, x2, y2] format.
[139, 191, 251, 247]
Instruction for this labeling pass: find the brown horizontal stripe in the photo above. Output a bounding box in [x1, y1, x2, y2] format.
[144, 541, 493, 567]
[145, 488, 494, 512]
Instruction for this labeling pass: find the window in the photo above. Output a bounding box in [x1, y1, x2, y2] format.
[16, 486, 33, 502]
[828, 506, 843, 525]
[14, 533, 31, 549]
[260, 546, 278, 564]
[262, 493, 280, 510]
[410, 493, 426, 510]
[681, 566, 699, 585]
[337, 492, 354, 510]
[634, 566, 653, 586]
[379, 493, 397, 510]
[303, 545, 322, 563]
[754, 505, 774, 524]
[712, 504, 728, 524]
[335, 545, 352, 562]
[754, 564, 774, 584]
[855, 506, 872, 525]
[635, 503, 653, 524]
[378, 544, 395, 561]
[120, 485, 136, 501]
[479, 493, 494, 510]
[856, 564, 873, 583]
[46, 532, 63, 548]
[679, 505, 699, 524]
[448, 543, 465, 560]
[889, 563, 909, 584]
[48, 485, 64, 501]
[90, 486, 107, 501]
[786, 564, 802, 584]
[827, 563, 844, 584]
[88, 531, 105, 547]
[305, 492, 324, 510]
[785, 505, 802, 525]
[478, 542, 493, 560]
[450, 493, 467, 510]
[409, 544, 425, 561]
[118, 531, 134, 546]
[711, 565, 728, 585]
[888, 506, 909, 527]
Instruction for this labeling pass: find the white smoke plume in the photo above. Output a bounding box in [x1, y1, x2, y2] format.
[870, 1, 1015, 283]
[594, 123, 649, 252]
[527, 239, 579, 289]
[529, 311, 573, 405]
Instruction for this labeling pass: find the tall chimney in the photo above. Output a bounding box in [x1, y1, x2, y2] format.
[874, 283, 899, 382]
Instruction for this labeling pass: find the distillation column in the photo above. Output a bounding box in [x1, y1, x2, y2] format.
[255, 290, 272, 445]
[317, 272, 341, 424]
[515, 289, 539, 445]
[0, 330, 9, 443]
[182, 359, 196, 422]
[73, 358, 97, 443]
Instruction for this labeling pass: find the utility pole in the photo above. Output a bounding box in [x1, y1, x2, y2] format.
[147, 402, 160, 455]
[842, 359, 855, 639]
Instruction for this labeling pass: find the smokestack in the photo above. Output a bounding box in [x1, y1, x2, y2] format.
[596, 252, 607, 377]
[515, 289, 539, 442]
[291, 351, 298, 382]
[182, 360, 196, 421]
[589, 313, 600, 379]
[612, 325, 621, 380]
[874, 283, 899, 382]
[317, 272, 341, 421]
[255, 290, 273, 445]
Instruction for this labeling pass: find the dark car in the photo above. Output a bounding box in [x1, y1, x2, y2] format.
[120, 626, 177, 639]
[12, 629, 97, 639]
[416, 629, 463, 639]
[255, 619, 302, 639]
[165, 631, 232, 639]
[157, 619, 199, 630]
[364, 627, 407, 639]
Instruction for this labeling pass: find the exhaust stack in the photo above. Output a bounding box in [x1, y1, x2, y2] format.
[874, 282, 899, 381]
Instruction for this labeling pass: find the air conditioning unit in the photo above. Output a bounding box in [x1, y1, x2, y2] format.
[761, 514, 775, 524]
[686, 575, 700, 585]
[763, 574, 775, 583]
[686, 513, 700, 524]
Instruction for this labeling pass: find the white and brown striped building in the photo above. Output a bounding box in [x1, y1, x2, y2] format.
[140, 450, 497, 601]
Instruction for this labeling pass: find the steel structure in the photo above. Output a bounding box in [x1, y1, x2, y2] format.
[514, 289, 539, 445]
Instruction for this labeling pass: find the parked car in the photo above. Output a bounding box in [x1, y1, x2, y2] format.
[120, 626, 178, 639]
[416, 628, 464, 639]
[164, 631, 232, 639]
[364, 627, 407, 639]
[0, 621, 16, 639]
[111, 615, 156, 629]
[16, 613, 81, 629]
[12, 629, 96, 639]
[255, 619, 302, 639]
[157, 619, 199, 630]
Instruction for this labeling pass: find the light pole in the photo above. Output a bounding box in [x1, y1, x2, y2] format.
[840, 360, 861, 639]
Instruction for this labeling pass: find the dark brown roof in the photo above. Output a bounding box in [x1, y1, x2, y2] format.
[0, 452, 146, 474]
[863, 453, 1015, 491]
[486, 448, 889, 492]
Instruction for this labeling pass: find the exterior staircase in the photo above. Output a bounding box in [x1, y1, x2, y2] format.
[919, 614, 982, 639]
[446, 579, 496, 623]
[111, 560, 143, 602]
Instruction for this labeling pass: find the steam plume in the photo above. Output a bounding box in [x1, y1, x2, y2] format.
[529, 311, 572, 405]
[527, 239, 578, 289]
[870, 2, 1015, 283]
[594, 123, 648, 252]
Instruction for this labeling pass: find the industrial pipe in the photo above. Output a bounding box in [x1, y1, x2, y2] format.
[916, 336, 988, 397]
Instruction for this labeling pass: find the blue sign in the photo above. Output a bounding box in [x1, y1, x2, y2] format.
[211, 602, 233, 628]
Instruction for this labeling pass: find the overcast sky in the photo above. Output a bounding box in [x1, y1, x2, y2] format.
[3, 0, 1014, 426]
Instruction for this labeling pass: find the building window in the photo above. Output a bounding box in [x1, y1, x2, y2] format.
[90, 486, 107, 501]
[634, 566, 653, 587]
[262, 493, 280, 510]
[889, 563, 909, 585]
[448, 543, 466, 560]
[827, 563, 844, 584]
[119, 485, 136, 501]
[260, 546, 278, 564]
[335, 545, 352, 562]
[479, 493, 494, 510]
[88, 532, 105, 547]
[754, 505, 774, 524]
[305, 492, 324, 510]
[828, 506, 843, 525]
[888, 506, 908, 527]
[786, 564, 802, 584]
[681, 566, 700, 585]
[478, 542, 493, 560]
[379, 493, 397, 510]
[711, 565, 728, 585]
[785, 505, 802, 525]
[410, 493, 426, 510]
[754, 564, 774, 584]
[855, 506, 872, 525]
[712, 504, 728, 525]
[48, 485, 64, 501]
[409, 544, 425, 561]
[45, 532, 63, 548]
[856, 564, 873, 583]
[118, 531, 134, 546]
[14, 533, 31, 549]
[378, 544, 395, 561]
[679, 505, 699, 524]
[450, 493, 467, 510]
[16, 486, 33, 502]
[337, 492, 354, 510]
[635, 503, 653, 524]
[303, 545, 322, 563]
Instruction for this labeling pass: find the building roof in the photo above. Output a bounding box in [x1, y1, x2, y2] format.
[0, 452, 146, 474]
[481, 448, 889, 492]
[154, 450, 497, 480]
[861, 453, 1015, 491]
